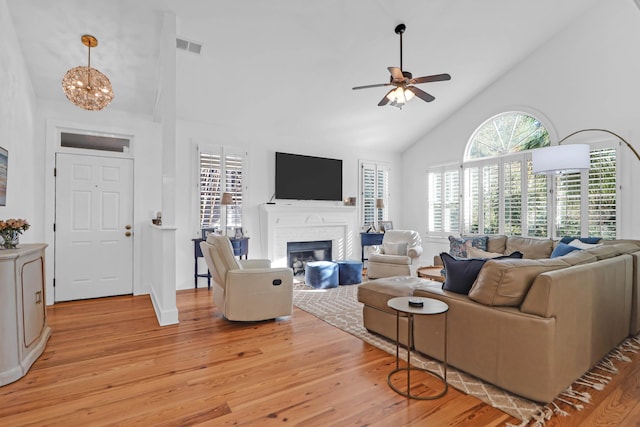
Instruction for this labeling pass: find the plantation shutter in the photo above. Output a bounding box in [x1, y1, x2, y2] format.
[427, 166, 460, 234]
[463, 166, 479, 234]
[555, 172, 582, 237]
[199, 146, 245, 230]
[444, 169, 460, 233]
[224, 153, 244, 228]
[360, 162, 389, 229]
[376, 167, 389, 223]
[200, 152, 222, 228]
[427, 171, 443, 232]
[362, 164, 376, 227]
[503, 160, 522, 235]
[482, 164, 500, 234]
[526, 159, 548, 237]
[588, 148, 617, 238]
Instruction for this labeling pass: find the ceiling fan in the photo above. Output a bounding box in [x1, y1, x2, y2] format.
[352, 23, 451, 109]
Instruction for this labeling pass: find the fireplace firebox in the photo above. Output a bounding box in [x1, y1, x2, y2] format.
[287, 240, 332, 276]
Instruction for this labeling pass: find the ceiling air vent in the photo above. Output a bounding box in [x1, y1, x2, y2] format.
[176, 37, 202, 55]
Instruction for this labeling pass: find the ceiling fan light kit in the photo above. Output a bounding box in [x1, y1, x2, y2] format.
[353, 23, 451, 109]
[62, 34, 114, 111]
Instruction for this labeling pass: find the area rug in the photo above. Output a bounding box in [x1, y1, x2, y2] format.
[292, 282, 639, 426]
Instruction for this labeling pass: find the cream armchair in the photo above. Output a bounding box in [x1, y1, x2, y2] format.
[200, 234, 294, 321]
[366, 230, 423, 279]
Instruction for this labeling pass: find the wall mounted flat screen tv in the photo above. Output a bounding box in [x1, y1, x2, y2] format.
[275, 152, 343, 201]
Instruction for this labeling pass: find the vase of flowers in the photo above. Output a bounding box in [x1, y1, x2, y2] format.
[0, 218, 30, 249]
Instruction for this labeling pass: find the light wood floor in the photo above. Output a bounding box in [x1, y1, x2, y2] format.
[1, 289, 639, 426]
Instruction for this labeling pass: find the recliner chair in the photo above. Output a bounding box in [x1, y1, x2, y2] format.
[366, 229, 423, 279]
[200, 234, 294, 321]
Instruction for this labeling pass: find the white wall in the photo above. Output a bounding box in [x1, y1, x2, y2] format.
[0, 0, 37, 232]
[174, 118, 402, 289]
[402, 0, 640, 259]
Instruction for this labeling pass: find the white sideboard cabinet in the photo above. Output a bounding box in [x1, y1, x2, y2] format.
[0, 244, 51, 386]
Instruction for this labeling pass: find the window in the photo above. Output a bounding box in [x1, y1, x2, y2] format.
[555, 147, 617, 238]
[457, 112, 551, 237]
[426, 111, 621, 239]
[587, 148, 617, 238]
[199, 145, 245, 232]
[466, 112, 549, 159]
[427, 165, 460, 235]
[360, 161, 389, 229]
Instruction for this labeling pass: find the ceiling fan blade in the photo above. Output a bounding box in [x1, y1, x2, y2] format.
[411, 73, 452, 84]
[407, 86, 435, 102]
[378, 89, 394, 106]
[352, 83, 392, 90]
[388, 67, 404, 81]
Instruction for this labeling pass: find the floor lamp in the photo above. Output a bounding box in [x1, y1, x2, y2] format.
[532, 128, 639, 174]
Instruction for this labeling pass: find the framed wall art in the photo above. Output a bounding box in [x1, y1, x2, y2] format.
[379, 221, 394, 233]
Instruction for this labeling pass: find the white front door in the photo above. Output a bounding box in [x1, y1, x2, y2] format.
[54, 153, 134, 302]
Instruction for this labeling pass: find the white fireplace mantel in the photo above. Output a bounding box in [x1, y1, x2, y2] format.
[259, 204, 358, 267]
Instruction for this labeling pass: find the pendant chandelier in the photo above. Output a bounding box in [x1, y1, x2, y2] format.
[61, 35, 114, 111]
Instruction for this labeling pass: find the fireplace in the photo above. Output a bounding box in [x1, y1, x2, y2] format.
[287, 240, 332, 276]
[259, 204, 358, 268]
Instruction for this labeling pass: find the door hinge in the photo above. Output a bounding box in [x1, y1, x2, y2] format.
[54, 168, 56, 177]
[53, 223, 56, 232]
[53, 278, 55, 287]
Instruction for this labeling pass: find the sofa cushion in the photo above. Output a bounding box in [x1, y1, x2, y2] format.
[357, 276, 429, 313]
[440, 251, 523, 295]
[584, 245, 621, 260]
[610, 242, 640, 254]
[382, 242, 408, 256]
[556, 249, 598, 266]
[505, 236, 554, 259]
[467, 246, 504, 259]
[448, 235, 488, 258]
[468, 258, 569, 306]
[550, 242, 582, 258]
[487, 235, 508, 254]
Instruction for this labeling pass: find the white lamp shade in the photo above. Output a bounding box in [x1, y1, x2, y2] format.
[532, 144, 590, 174]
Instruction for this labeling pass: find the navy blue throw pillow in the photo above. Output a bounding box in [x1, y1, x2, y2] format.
[550, 242, 582, 258]
[440, 251, 524, 295]
[559, 236, 602, 245]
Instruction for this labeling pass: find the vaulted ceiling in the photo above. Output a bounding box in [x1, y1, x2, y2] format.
[7, 0, 600, 152]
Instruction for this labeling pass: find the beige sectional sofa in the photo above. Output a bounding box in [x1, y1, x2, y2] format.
[357, 236, 640, 403]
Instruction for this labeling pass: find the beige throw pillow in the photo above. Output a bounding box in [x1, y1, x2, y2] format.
[382, 242, 408, 256]
[505, 237, 554, 259]
[466, 246, 504, 259]
[468, 258, 568, 307]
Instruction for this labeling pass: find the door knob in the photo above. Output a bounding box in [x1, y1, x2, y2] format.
[125, 225, 132, 230]
[125, 231, 132, 237]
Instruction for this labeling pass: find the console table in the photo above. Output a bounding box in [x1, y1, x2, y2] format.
[192, 237, 249, 288]
[360, 232, 384, 264]
[0, 244, 51, 386]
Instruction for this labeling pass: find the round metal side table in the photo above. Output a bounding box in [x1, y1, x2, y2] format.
[387, 296, 449, 400]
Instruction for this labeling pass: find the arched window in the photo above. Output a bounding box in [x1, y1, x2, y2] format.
[426, 111, 619, 239]
[466, 112, 550, 160]
[462, 112, 551, 236]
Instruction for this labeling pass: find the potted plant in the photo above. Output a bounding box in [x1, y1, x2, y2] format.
[0, 218, 30, 249]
